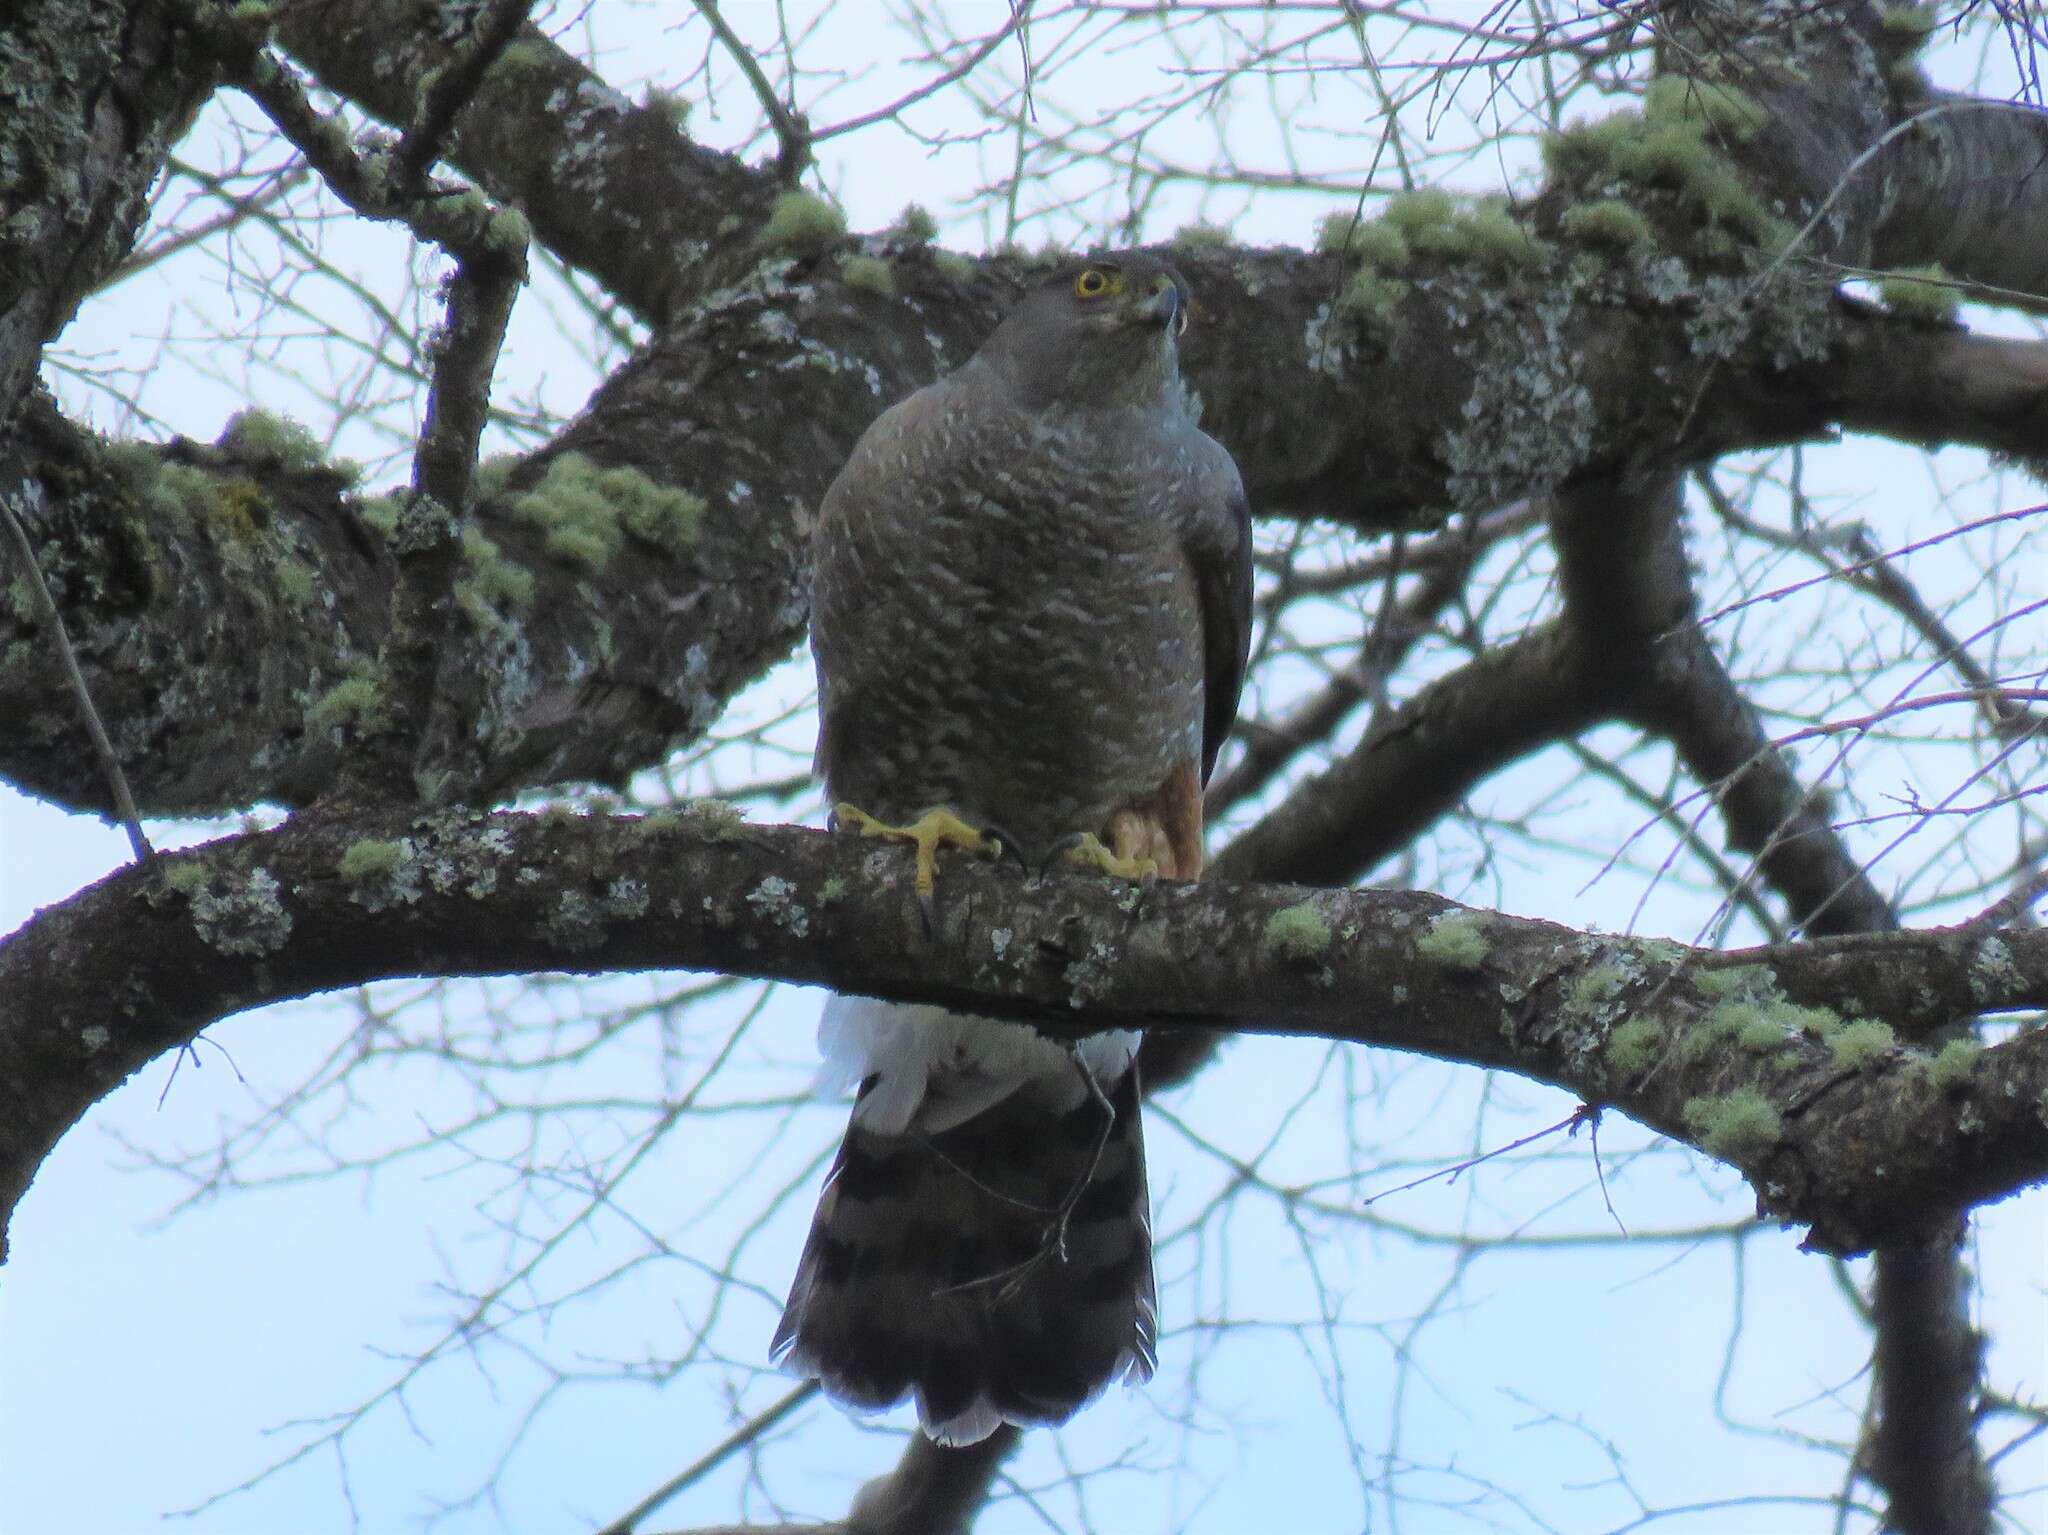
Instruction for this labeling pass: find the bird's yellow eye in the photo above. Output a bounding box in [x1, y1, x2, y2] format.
[1074, 268, 1113, 298]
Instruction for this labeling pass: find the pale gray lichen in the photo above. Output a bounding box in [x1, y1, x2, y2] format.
[547, 890, 609, 952]
[605, 877, 650, 921]
[745, 874, 808, 936]
[1968, 935, 2019, 1005]
[1436, 279, 1597, 512]
[189, 866, 293, 956]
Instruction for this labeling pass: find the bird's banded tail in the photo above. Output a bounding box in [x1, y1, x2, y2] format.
[773, 1061, 1155, 1446]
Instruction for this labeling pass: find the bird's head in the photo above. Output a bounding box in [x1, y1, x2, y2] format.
[979, 252, 1195, 413]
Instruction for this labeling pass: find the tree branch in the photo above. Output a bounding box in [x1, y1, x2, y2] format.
[2, 808, 2044, 1266]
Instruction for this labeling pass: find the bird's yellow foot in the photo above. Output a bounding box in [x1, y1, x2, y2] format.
[1060, 832, 1158, 881]
[832, 804, 1002, 904]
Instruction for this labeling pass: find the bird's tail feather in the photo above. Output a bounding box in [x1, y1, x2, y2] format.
[772, 1062, 1155, 1445]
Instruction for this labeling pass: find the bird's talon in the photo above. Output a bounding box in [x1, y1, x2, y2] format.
[1061, 832, 1157, 882]
[831, 803, 1002, 908]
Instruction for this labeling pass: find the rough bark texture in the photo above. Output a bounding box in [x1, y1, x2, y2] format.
[4, 807, 2045, 1265]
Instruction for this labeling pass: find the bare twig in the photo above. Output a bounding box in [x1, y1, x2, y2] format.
[0, 485, 153, 864]
[596, 1383, 817, 1535]
[392, 0, 537, 187]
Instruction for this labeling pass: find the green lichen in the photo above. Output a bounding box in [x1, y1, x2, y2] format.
[1606, 1017, 1663, 1077]
[219, 409, 339, 477]
[338, 838, 407, 882]
[818, 874, 849, 906]
[840, 253, 898, 299]
[158, 860, 211, 896]
[1263, 901, 1333, 962]
[1734, 1010, 1792, 1052]
[643, 86, 691, 128]
[110, 441, 223, 527]
[490, 38, 556, 75]
[1381, 187, 1458, 240]
[1335, 267, 1407, 326]
[354, 492, 401, 539]
[474, 454, 520, 499]
[1879, 263, 1959, 324]
[1677, 998, 1749, 1061]
[1765, 999, 1841, 1038]
[1927, 1038, 1981, 1091]
[1684, 1088, 1783, 1162]
[305, 673, 381, 736]
[890, 204, 938, 245]
[1315, 209, 1365, 255]
[679, 797, 746, 841]
[1380, 188, 1545, 270]
[1542, 107, 1788, 254]
[1880, 4, 1938, 49]
[508, 452, 705, 570]
[1416, 910, 1488, 971]
[1696, 963, 1773, 998]
[1172, 221, 1231, 252]
[637, 807, 682, 836]
[1559, 198, 1656, 253]
[274, 555, 315, 605]
[1566, 964, 1626, 1015]
[454, 526, 535, 618]
[1643, 76, 1770, 143]
[758, 189, 846, 257]
[1827, 1019, 1896, 1069]
[486, 207, 531, 254]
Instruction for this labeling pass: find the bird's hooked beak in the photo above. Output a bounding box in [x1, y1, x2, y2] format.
[1137, 274, 1187, 335]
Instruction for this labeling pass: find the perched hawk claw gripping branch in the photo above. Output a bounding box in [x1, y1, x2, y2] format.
[774, 251, 1252, 1446]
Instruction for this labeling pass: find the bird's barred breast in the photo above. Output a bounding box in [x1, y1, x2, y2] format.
[813, 402, 1206, 861]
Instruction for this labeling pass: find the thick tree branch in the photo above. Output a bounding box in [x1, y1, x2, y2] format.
[1549, 452, 1995, 1533]
[3, 808, 2044, 1265]
[1870, 91, 2048, 300]
[0, 1, 214, 422]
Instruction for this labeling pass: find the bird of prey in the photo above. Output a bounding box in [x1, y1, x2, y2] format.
[773, 250, 1252, 1446]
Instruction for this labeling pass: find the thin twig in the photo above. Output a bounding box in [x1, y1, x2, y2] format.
[690, 0, 811, 177]
[0, 485, 154, 863]
[392, 0, 537, 187]
[594, 1382, 817, 1535]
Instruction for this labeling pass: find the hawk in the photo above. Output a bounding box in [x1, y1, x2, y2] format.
[773, 251, 1252, 1445]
